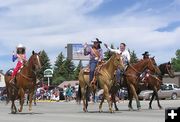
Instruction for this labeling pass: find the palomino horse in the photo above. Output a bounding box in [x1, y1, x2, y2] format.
[78, 53, 124, 113]
[5, 51, 41, 114]
[125, 57, 161, 110]
[147, 62, 175, 109]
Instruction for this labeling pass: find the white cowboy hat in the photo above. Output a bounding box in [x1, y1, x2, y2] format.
[16, 43, 26, 49]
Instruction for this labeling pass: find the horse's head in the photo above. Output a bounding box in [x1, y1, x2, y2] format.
[29, 51, 42, 71]
[111, 53, 124, 70]
[146, 57, 161, 75]
[159, 62, 175, 78]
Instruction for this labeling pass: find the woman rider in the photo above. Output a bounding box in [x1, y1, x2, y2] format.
[10, 43, 27, 84]
[84, 38, 103, 85]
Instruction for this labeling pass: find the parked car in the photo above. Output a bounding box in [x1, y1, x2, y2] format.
[138, 83, 180, 100]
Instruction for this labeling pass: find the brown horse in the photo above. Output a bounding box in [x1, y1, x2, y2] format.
[78, 53, 124, 113]
[124, 57, 161, 110]
[5, 51, 41, 114]
[112, 62, 175, 111]
[146, 62, 175, 109]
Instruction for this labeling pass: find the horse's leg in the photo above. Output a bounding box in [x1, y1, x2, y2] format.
[104, 85, 113, 113]
[154, 87, 162, 109]
[18, 88, 25, 112]
[99, 95, 105, 113]
[81, 87, 87, 112]
[129, 84, 141, 110]
[127, 86, 133, 110]
[85, 87, 89, 111]
[149, 91, 155, 109]
[112, 93, 119, 111]
[34, 94, 37, 106]
[29, 90, 34, 111]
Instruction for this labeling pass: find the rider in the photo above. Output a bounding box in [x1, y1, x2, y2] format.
[142, 51, 150, 59]
[104, 42, 130, 83]
[84, 38, 103, 86]
[140, 51, 151, 86]
[10, 43, 27, 83]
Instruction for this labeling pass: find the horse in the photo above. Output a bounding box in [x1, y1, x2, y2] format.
[112, 61, 175, 111]
[78, 53, 124, 113]
[147, 62, 175, 109]
[124, 57, 161, 110]
[5, 51, 41, 114]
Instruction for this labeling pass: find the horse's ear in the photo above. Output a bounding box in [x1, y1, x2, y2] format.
[32, 50, 35, 55]
[38, 51, 41, 55]
[168, 61, 171, 64]
[152, 56, 155, 59]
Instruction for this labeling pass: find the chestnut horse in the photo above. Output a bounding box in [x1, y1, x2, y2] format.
[125, 57, 161, 110]
[5, 51, 41, 114]
[78, 53, 124, 113]
[146, 62, 175, 109]
[112, 62, 174, 111]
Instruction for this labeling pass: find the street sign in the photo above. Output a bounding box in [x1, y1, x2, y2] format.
[44, 69, 53, 78]
[44, 69, 53, 86]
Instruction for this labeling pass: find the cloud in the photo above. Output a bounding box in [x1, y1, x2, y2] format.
[0, 0, 179, 71]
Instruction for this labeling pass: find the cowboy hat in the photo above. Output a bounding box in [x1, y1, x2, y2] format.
[16, 43, 26, 49]
[91, 38, 102, 44]
[142, 51, 150, 56]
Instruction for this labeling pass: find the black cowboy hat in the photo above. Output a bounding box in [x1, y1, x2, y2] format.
[91, 38, 102, 44]
[142, 51, 150, 56]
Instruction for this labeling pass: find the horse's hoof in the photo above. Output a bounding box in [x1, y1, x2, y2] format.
[159, 106, 163, 110]
[29, 108, 32, 112]
[99, 109, 103, 113]
[129, 107, 133, 111]
[11, 111, 16, 114]
[115, 108, 119, 111]
[149, 107, 152, 110]
[83, 108, 87, 112]
[18, 109, 22, 112]
[137, 107, 141, 111]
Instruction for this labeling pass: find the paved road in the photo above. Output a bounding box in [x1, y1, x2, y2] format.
[0, 100, 179, 122]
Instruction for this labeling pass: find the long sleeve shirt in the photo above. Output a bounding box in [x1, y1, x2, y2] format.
[107, 46, 130, 64]
[84, 46, 103, 61]
[12, 54, 26, 62]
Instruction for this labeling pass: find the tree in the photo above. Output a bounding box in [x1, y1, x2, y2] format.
[104, 44, 114, 61]
[37, 50, 51, 80]
[62, 58, 76, 80]
[129, 50, 138, 64]
[73, 60, 83, 80]
[171, 49, 180, 72]
[53, 52, 65, 84]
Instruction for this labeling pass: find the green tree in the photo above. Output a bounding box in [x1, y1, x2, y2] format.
[129, 50, 138, 64]
[62, 58, 76, 80]
[104, 44, 114, 61]
[73, 60, 83, 80]
[171, 49, 180, 72]
[37, 50, 51, 80]
[53, 52, 65, 84]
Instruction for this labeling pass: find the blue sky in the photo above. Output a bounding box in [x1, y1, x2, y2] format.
[0, 0, 179, 72]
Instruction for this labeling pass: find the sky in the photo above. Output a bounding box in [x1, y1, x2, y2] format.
[0, 0, 179, 72]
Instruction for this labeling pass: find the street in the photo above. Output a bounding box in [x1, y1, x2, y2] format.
[0, 100, 179, 122]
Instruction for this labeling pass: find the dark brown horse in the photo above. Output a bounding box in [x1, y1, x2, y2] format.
[124, 57, 160, 110]
[112, 61, 174, 111]
[5, 51, 41, 114]
[147, 62, 175, 109]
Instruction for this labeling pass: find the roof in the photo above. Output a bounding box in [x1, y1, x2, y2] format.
[58, 80, 79, 88]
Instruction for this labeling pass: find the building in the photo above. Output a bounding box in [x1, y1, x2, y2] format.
[0, 70, 5, 87]
[163, 72, 180, 87]
[58, 80, 79, 88]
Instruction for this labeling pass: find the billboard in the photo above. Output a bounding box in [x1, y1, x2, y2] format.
[67, 44, 90, 60]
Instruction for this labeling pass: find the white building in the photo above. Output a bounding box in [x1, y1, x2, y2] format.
[0, 70, 5, 87]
